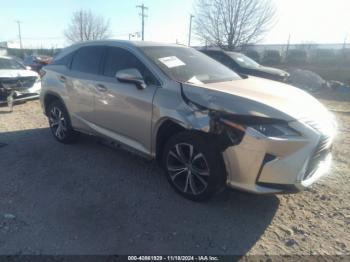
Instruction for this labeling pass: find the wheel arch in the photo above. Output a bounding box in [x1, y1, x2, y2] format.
[154, 118, 188, 164]
[43, 92, 68, 116]
[153, 117, 217, 165]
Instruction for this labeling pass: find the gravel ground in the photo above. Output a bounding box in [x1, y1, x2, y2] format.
[0, 96, 349, 256]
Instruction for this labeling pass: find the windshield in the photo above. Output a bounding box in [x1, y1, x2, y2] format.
[141, 46, 241, 84]
[0, 58, 25, 70]
[228, 52, 260, 69]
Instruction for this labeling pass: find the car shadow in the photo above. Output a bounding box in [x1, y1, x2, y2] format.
[0, 128, 280, 255]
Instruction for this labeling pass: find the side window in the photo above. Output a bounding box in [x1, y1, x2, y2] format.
[209, 52, 235, 68]
[103, 47, 159, 86]
[71, 46, 105, 74]
[52, 52, 74, 67]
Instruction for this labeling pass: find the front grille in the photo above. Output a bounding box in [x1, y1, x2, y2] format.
[0, 76, 37, 90]
[304, 134, 332, 180]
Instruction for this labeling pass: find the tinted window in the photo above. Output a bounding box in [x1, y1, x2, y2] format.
[71, 46, 105, 74]
[52, 52, 74, 67]
[103, 47, 159, 86]
[141, 46, 241, 84]
[227, 52, 260, 69]
[206, 51, 236, 68]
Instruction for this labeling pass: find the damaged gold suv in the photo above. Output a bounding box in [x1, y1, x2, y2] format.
[40, 40, 337, 200]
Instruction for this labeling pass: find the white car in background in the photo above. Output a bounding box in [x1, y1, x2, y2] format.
[0, 56, 41, 109]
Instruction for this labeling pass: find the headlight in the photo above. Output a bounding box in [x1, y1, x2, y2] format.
[220, 117, 301, 138]
[250, 123, 300, 137]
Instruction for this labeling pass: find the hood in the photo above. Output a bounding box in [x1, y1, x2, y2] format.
[183, 76, 331, 122]
[0, 69, 39, 79]
[255, 66, 289, 77]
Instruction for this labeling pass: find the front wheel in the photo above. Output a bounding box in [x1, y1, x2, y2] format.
[162, 132, 226, 201]
[47, 100, 79, 144]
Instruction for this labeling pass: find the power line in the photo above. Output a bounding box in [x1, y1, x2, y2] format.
[14, 20, 23, 49]
[136, 3, 148, 41]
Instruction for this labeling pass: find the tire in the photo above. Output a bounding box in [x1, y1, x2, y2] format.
[47, 100, 79, 144]
[162, 132, 226, 201]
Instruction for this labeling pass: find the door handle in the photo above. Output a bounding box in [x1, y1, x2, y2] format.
[96, 84, 108, 92]
[58, 75, 66, 83]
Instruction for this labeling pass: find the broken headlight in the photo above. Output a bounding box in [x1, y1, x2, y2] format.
[250, 123, 300, 137]
[220, 118, 300, 138]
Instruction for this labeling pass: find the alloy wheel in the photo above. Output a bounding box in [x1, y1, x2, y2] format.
[49, 106, 67, 140]
[166, 143, 210, 195]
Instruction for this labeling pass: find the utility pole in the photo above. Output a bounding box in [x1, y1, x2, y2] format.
[285, 34, 291, 59]
[343, 34, 348, 52]
[136, 4, 148, 41]
[188, 14, 194, 46]
[14, 20, 23, 49]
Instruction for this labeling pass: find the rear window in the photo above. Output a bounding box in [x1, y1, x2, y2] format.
[70, 46, 105, 75]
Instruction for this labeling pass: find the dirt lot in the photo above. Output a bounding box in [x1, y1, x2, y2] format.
[0, 93, 349, 256]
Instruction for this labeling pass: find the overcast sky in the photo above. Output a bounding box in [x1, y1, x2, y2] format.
[0, 0, 349, 48]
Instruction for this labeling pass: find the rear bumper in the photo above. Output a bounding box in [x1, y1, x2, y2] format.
[222, 120, 334, 194]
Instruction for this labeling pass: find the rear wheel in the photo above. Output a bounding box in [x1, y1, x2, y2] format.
[162, 132, 226, 201]
[47, 100, 79, 144]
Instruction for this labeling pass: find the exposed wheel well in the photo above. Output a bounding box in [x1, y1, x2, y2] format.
[155, 119, 223, 165]
[155, 120, 186, 164]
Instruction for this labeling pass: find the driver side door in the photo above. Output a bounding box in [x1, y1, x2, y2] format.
[93, 47, 160, 155]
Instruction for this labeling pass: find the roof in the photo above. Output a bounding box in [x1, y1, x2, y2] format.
[70, 39, 187, 49]
[54, 40, 191, 62]
[196, 47, 241, 55]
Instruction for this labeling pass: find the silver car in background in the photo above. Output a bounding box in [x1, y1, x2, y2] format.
[40, 40, 336, 200]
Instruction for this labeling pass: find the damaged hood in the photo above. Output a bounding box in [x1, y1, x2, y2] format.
[183, 76, 331, 122]
[0, 69, 38, 79]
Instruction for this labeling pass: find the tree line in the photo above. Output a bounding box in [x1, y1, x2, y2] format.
[65, 0, 276, 49]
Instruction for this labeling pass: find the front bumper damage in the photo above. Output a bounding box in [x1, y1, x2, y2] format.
[222, 120, 333, 194]
[177, 82, 334, 194]
[0, 77, 41, 110]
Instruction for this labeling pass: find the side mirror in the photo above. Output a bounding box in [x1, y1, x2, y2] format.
[116, 68, 146, 89]
[26, 66, 32, 70]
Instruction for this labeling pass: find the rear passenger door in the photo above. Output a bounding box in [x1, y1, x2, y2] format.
[93, 46, 160, 155]
[67, 46, 105, 124]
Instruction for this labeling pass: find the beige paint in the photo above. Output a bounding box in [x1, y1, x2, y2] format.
[40, 40, 337, 194]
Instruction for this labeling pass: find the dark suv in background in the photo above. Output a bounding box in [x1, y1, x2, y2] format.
[199, 48, 289, 82]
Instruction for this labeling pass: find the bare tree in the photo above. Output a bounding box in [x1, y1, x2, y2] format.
[194, 0, 276, 50]
[64, 9, 111, 43]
